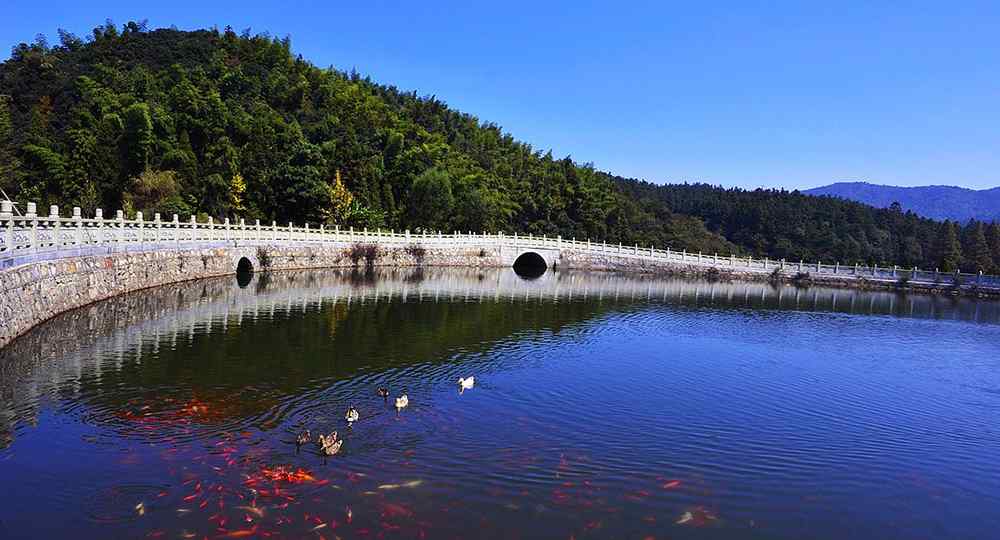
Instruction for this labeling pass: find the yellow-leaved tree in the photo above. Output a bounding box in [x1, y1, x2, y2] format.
[324, 169, 354, 224]
[230, 173, 247, 214]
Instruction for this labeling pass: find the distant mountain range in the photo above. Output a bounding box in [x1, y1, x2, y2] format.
[804, 182, 1000, 223]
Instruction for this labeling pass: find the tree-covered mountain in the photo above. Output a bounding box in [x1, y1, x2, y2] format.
[0, 21, 734, 255]
[2, 22, 999, 274]
[805, 182, 1000, 223]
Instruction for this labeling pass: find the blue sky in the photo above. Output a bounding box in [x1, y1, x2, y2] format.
[3, 1, 999, 189]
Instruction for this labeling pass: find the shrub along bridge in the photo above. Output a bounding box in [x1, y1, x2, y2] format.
[2, 201, 999, 288]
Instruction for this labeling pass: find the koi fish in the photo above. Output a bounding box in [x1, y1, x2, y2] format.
[235, 506, 264, 518]
[663, 480, 682, 489]
[221, 526, 258, 538]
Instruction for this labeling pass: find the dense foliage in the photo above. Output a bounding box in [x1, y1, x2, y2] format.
[2, 22, 998, 273]
[0, 22, 733, 255]
[617, 180, 1000, 273]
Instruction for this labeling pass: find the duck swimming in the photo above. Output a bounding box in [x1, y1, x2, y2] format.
[345, 406, 360, 425]
[394, 394, 409, 410]
[377, 387, 389, 400]
[458, 376, 475, 391]
[317, 431, 338, 451]
[296, 429, 311, 448]
[321, 438, 343, 456]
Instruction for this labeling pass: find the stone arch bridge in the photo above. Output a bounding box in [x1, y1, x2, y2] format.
[2, 201, 998, 348]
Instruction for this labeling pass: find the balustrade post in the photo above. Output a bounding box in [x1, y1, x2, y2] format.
[682, 249, 686, 261]
[207, 217, 215, 242]
[115, 209, 125, 248]
[224, 217, 231, 242]
[71, 207, 82, 247]
[764, 257, 768, 269]
[714, 252, 718, 264]
[154, 213, 162, 244]
[892, 265, 897, 277]
[272, 221, 277, 241]
[618, 242, 622, 253]
[93, 209, 103, 245]
[835, 262, 839, 274]
[1, 201, 12, 253]
[817, 260, 821, 272]
[873, 264, 878, 276]
[513, 232, 518, 247]
[48, 205, 60, 251]
[912, 267, 917, 279]
[854, 263, 859, 274]
[27, 203, 38, 254]
[172, 214, 179, 245]
[239, 218, 246, 242]
[667, 247, 671, 259]
[289, 222, 294, 241]
[748, 255, 752, 267]
[255, 219, 261, 242]
[136, 211, 144, 247]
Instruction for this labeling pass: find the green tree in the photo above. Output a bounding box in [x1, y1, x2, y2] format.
[935, 221, 963, 272]
[122, 103, 153, 178]
[965, 222, 994, 273]
[408, 167, 454, 231]
[0, 95, 23, 199]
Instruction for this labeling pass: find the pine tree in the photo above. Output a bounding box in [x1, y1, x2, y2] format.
[0, 95, 23, 200]
[987, 222, 1000, 273]
[935, 220, 963, 272]
[965, 222, 994, 273]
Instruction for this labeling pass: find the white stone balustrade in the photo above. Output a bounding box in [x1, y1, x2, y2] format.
[1, 203, 998, 289]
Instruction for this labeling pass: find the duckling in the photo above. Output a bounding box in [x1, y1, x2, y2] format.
[345, 406, 359, 425]
[458, 376, 475, 391]
[377, 386, 389, 400]
[316, 431, 338, 451]
[296, 429, 311, 448]
[394, 394, 409, 410]
[321, 438, 343, 456]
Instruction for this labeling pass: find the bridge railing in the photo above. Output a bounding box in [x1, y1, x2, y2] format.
[2, 201, 998, 288]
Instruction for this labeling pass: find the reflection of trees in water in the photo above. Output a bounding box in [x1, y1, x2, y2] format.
[2, 267, 999, 447]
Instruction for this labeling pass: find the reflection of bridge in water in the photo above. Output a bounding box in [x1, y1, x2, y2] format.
[2, 267, 999, 448]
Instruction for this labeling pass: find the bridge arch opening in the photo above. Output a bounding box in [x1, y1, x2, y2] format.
[236, 257, 254, 288]
[513, 251, 547, 279]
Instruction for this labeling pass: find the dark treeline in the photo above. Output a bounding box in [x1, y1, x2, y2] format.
[617, 179, 1000, 273]
[1, 22, 997, 273]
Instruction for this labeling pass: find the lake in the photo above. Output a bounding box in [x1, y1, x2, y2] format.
[1, 268, 999, 539]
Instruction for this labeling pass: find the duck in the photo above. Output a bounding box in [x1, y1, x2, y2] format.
[317, 431, 338, 451]
[296, 429, 312, 448]
[377, 386, 389, 400]
[321, 438, 343, 456]
[458, 376, 475, 391]
[345, 406, 360, 425]
[394, 394, 409, 410]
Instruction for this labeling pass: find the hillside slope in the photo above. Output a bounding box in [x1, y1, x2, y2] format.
[805, 182, 1000, 222]
[0, 22, 735, 255]
[2, 22, 999, 272]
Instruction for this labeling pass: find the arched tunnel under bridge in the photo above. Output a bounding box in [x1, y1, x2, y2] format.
[512, 251, 548, 278]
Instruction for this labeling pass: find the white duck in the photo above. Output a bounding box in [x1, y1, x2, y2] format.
[317, 431, 338, 453]
[345, 406, 360, 425]
[394, 394, 409, 410]
[458, 376, 475, 391]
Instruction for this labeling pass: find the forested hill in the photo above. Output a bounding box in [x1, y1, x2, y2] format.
[2, 22, 999, 273]
[804, 182, 1000, 223]
[0, 22, 735, 256]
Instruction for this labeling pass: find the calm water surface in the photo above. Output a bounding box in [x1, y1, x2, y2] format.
[2, 268, 999, 539]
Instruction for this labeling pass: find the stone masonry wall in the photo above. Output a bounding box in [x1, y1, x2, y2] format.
[0, 243, 503, 349]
